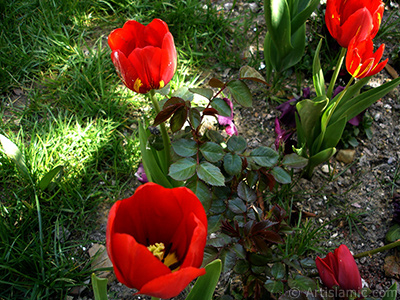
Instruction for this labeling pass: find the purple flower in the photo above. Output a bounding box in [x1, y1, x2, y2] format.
[332, 85, 345, 98]
[274, 118, 295, 153]
[332, 85, 365, 126]
[217, 98, 238, 136]
[276, 98, 297, 129]
[135, 163, 148, 184]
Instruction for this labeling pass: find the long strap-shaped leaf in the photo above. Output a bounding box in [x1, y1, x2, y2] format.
[186, 259, 222, 300]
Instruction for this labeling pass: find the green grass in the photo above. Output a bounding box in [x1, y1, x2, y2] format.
[0, 0, 257, 298]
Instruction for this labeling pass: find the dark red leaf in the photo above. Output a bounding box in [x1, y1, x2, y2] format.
[202, 107, 219, 116]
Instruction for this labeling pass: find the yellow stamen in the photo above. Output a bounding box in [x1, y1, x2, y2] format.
[147, 242, 165, 260]
[377, 13, 382, 27]
[147, 242, 180, 272]
[159, 80, 165, 89]
[134, 78, 143, 93]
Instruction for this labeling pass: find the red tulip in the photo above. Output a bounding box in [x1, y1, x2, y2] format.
[316, 245, 362, 292]
[325, 0, 384, 48]
[108, 19, 177, 94]
[346, 38, 388, 78]
[106, 182, 207, 298]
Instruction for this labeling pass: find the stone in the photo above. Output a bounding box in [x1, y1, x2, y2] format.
[88, 244, 114, 280]
[336, 149, 356, 164]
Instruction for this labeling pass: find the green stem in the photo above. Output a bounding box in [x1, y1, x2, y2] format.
[151, 297, 161, 300]
[354, 240, 400, 259]
[327, 47, 347, 99]
[149, 90, 171, 171]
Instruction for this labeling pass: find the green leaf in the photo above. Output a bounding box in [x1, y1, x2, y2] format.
[307, 147, 336, 176]
[91, 273, 108, 300]
[312, 39, 325, 97]
[169, 158, 197, 181]
[172, 138, 197, 157]
[197, 162, 225, 186]
[319, 116, 347, 150]
[291, 0, 320, 35]
[281, 153, 308, 168]
[288, 275, 317, 291]
[271, 166, 291, 184]
[200, 142, 225, 163]
[332, 77, 400, 125]
[170, 106, 188, 133]
[221, 248, 237, 273]
[386, 224, 400, 243]
[211, 98, 232, 117]
[271, 263, 285, 279]
[237, 182, 257, 202]
[228, 197, 247, 214]
[186, 179, 212, 211]
[264, 0, 292, 57]
[139, 123, 173, 188]
[203, 246, 219, 266]
[186, 259, 222, 300]
[234, 259, 250, 274]
[265, 279, 284, 294]
[296, 96, 328, 147]
[227, 135, 247, 153]
[227, 80, 252, 107]
[382, 282, 397, 300]
[223, 153, 242, 175]
[189, 108, 201, 129]
[39, 165, 63, 191]
[0, 134, 29, 178]
[250, 147, 279, 167]
[189, 87, 214, 100]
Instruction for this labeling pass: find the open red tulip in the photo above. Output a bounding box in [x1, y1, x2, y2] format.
[106, 182, 207, 299]
[316, 244, 362, 292]
[108, 19, 177, 94]
[325, 0, 384, 48]
[346, 38, 388, 78]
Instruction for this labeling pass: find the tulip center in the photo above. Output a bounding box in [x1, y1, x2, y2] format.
[147, 242, 180, 272]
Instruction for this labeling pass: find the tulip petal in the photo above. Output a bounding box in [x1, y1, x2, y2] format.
[111, 232, 171, 289]
[178, 213, 207, 269]
[335, 245, 362, 291]
[139, 267, 206, 299]
[339, 8, 373, 47]
[145, 19, 170, 47]
[160, 32, 177, 85]
[111, 50, 139, 91]
[108, 21, 145, 55]
[315, 256, 340, 289]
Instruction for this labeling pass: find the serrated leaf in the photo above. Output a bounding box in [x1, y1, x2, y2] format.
[223, 153, 242, 175]
[239, 65, 269, 85]
[154, 97, 185, 126]
[265, 280, 284, 294]
[197, 162, 225, 186]
[172, 138, 197, 157]
[282, 153, 308, 168]
[227, 80, 252, 107]
[202, 246, 219, 266]
[211, 98, 232, 117]
[250, 147, 279, 167]
[271, 166, 291, 184]
[186, 179, 212, 211]
[227, 135, 247, 153]
[228, 197, 247, 214]
[169, 158, 197, 181]
[189, 108, 201, 129]
[288, 275, 317, 291]
[237, 181, 257, 202]
[234, 259, 250, 274]
[386, 224, 400, 243]
[39, 165, 63, 191]
[189, 87, 214, 100]
[271, 263, 285, 280]
[170, 106, 188, 133]
[200, 142, 225, 163]
[221, 248, 237, 273]
[209, 77, 225, 88]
